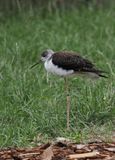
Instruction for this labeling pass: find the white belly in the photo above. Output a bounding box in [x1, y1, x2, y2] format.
[44, 60, 74, 76]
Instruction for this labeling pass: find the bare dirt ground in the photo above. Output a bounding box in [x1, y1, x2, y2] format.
[0, 141, 115, 160]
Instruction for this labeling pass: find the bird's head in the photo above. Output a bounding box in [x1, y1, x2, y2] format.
[30, 49, 54, 69]
[41, 49, 54, 62]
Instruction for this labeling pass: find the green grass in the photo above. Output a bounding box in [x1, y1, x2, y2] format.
[0, 8, 115, 148]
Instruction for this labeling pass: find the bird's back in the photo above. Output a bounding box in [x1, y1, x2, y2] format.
[52, 51, 107, 78]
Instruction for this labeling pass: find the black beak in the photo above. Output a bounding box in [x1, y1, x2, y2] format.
[30, 61, 40, 69]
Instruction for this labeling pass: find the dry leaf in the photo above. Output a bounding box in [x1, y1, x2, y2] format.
[41, 145, 54, 160]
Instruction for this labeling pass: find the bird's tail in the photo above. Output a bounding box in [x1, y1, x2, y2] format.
[83, 68, 108, 78]
[98, 73, 108, 78]
[94, 69, 108, 78]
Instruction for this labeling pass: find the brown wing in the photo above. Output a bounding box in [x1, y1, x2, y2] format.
[52, 51, 94, 72]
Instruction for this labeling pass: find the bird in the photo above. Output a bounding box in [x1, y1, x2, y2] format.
[31, 49, 107, 130]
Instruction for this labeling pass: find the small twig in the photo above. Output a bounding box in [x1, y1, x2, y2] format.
[19, 152, 40, 157]
[68, 151, 99, 159]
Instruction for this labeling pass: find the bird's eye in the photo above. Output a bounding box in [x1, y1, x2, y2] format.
[41, 51, 48, 57]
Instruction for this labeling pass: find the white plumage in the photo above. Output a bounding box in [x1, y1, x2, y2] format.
[44, 59, 74, 76]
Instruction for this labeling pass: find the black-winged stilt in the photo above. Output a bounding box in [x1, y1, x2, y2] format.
[31, 49, 107, 130]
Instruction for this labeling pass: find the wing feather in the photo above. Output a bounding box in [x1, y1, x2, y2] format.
[52, 51, 94, 71]
[52, 51, 107, 78]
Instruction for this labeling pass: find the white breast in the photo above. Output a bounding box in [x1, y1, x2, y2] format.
[44, 59, 74, 76]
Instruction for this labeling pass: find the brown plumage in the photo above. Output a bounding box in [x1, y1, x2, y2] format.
[52, 51, 107, 78]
